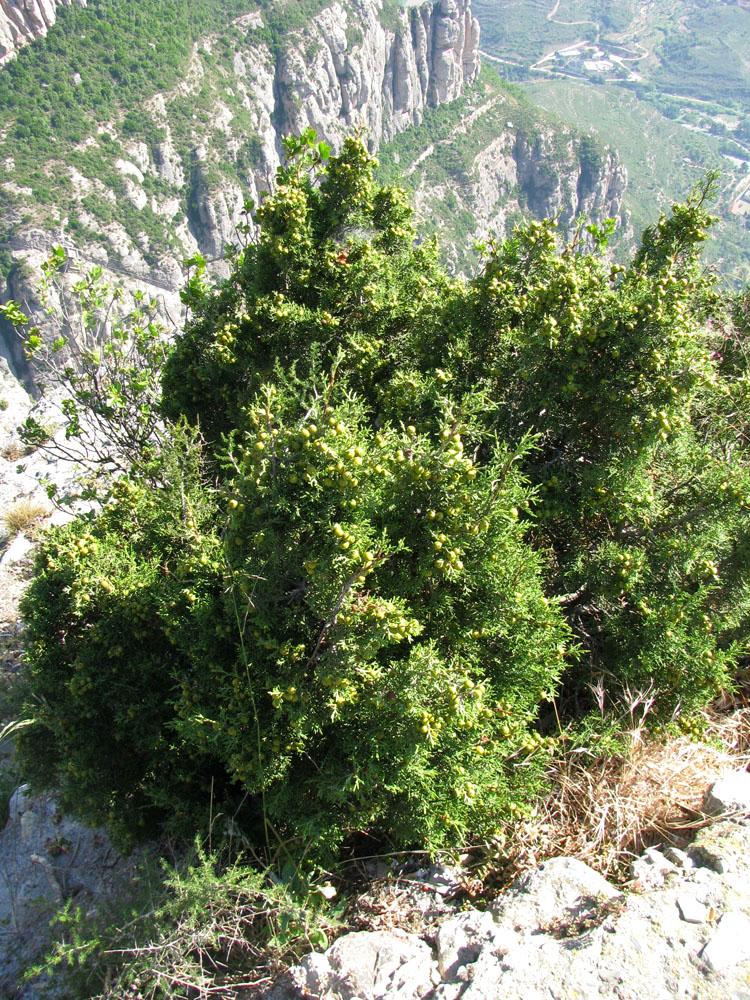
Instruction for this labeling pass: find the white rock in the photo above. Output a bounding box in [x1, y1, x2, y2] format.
[0, 358, 32, 453]
[676, 894, 709, 924]
[416, 862, 462, 896]
[7, 783, 31, 823]
[1, 531, 35, 564]
[0, 786, 141, 997]
[323, 930, 435, 1000]
[705, 771, 750, 817]
[700, 911, 750, 971]
[664, 846, 694, 870]
[48, 508, 75, 527]
[436, 909, 500, 982]
[0, 0, 72, 65]
[296, 950, 331, 993]
[491, 856, 621, 934]
[631, 847, 678, 888]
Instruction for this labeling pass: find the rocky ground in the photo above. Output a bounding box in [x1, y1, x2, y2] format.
[1, 770, 749, 998]
[275, 773, 750, 1000]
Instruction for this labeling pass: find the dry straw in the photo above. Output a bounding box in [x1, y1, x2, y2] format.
[502, 701, 750, 884]
[1, 497, 50, 536]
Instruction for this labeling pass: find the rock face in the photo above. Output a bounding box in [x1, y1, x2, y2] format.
[0, 0, 83, 64]
[274, 0, 480, 144]
[0, 785, 140, 999]
[514, 133, 627, 226]
[408, 122, 628, 272]
[0, 0, 485, 385]
[277, 771, 750, 1000]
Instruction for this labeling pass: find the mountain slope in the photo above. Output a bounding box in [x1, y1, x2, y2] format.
[0, 0, 626, 387]
[378, 65, 626, 273]
[473, 0, 750, 286]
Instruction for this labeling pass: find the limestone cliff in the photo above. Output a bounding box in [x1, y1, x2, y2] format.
[1, 0, 484, 387]
[0, 0, 82, 64]
[274, 0, 481, 143]
[0, 0, 627, 387]
[381, 75, 629, 273]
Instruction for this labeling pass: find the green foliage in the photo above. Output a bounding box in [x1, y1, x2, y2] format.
[28, 839, 336, 998]
[466, 173, 750, 712]
[0, 0, 351, 265]
[0, 0, 258, 155]
[0, 764, 18, 830]
[0, 249, 14, 282]
[8, 252, 171, 496]
[376, 64, 614, 273]
[11, 135, 750, 867]
[202, 384, 566, 854]
[257, 0, 338, 53]
[164, 132, 447, 443]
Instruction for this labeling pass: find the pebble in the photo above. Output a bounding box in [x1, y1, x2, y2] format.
[664, 847, 694, 870]
[676, 894, 708, 924]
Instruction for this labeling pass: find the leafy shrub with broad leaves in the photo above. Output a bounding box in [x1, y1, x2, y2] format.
[10, 134, 750, 860]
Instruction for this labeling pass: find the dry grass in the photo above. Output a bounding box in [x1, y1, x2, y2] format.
[1, 442, 26, 462]
[1, 497, 50, 536]
[493, 701, 750, 886]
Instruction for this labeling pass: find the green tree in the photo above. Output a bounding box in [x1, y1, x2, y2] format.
[9, 135, 750, 863]
[15, 133, 571, 858]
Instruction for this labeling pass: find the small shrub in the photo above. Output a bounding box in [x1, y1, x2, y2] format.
[16, 134, 573, 861]
[17, 431, 224, 847]
[27, 840, 334, 999]
[18, 417, 57, 452]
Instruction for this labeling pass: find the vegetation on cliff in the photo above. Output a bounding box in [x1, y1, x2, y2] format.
[5, 134, 748, 874]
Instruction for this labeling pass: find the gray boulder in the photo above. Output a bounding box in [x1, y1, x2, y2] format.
[294, 930, 436, 1000]
[490, 855, 622, 934]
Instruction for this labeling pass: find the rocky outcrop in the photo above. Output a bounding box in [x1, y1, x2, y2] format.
[276, 771, 750, 1000]
[1, 0, 484, 384]
[6, 770, 748, 1000]
[0, 785, 141, 999]
[0, 0, 84, 64]
[274, 0, 479, 144]
[514, 132, 627, 226]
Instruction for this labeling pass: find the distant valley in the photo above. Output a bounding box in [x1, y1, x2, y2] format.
[474, 0, 750, 285]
